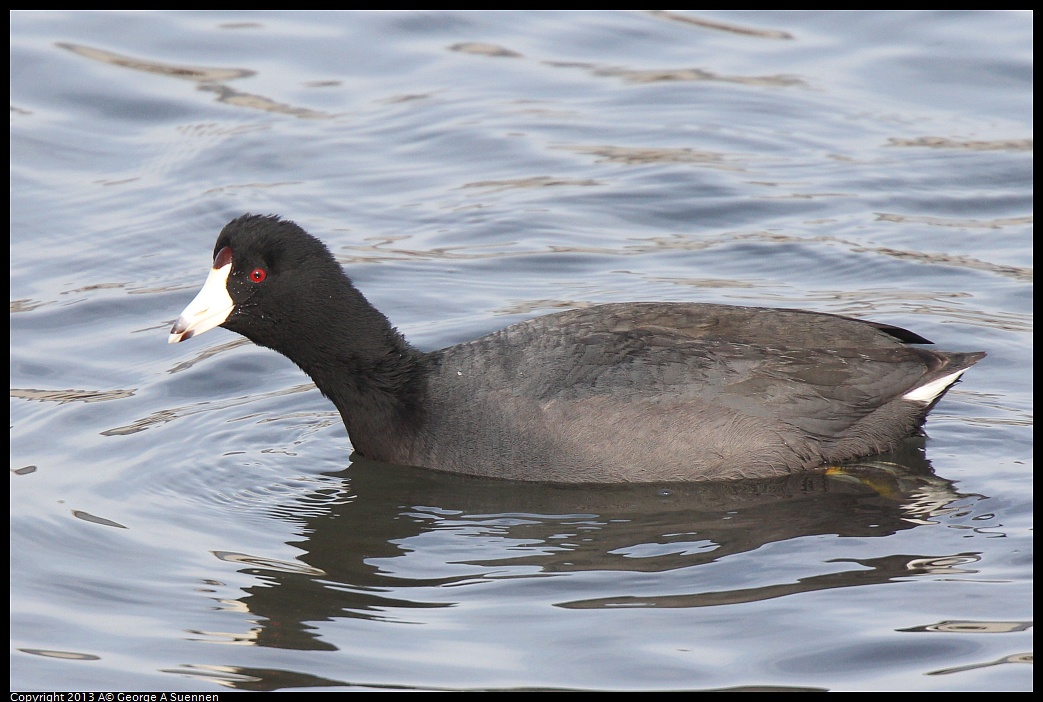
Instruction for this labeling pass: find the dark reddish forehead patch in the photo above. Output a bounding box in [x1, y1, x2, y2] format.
[214, 246, 233, 269]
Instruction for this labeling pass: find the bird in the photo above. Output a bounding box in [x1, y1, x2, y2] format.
[169, 214, 984, 483]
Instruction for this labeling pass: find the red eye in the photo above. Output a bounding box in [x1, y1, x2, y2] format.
[249, 268, 267, 283]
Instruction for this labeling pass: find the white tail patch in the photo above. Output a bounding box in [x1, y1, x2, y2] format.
[902, 368, 969, 404]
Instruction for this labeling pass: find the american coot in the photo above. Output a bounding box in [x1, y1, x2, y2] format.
[169, 214, 984, 483]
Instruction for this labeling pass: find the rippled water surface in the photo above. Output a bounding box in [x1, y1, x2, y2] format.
[10, 10, 1032, 691]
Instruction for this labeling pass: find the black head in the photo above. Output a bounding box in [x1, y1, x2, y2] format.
[169, 214, 351, 351]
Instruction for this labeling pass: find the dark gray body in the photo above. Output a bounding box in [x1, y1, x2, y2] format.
[358, 304, 983, 482]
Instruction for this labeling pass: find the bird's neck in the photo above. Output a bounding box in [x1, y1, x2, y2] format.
[265, 284, 431, 462]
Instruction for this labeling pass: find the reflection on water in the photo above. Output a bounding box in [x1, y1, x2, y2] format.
[188, 440, 982, 678]
[140, 435, 1022, 690]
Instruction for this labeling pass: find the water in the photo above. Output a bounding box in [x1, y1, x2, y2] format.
[10, 10, 1032, 691]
